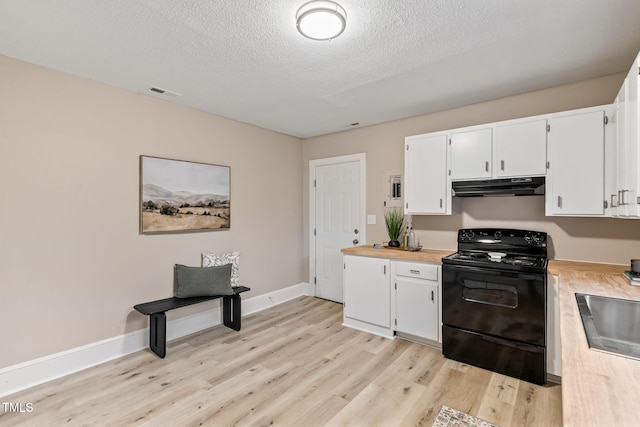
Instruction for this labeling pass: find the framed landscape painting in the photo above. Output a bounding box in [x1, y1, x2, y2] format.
[140, 156, 230, 234]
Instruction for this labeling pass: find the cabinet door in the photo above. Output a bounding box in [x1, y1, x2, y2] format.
[404, 134, 448, 214]
[547, 111, 605, 216]
[494, 120, 547, 177]
[449, 128, 492, 180]
[343, 256, 390, 328]
[617, 56, 640, 217]
[395, 278, 439, 341]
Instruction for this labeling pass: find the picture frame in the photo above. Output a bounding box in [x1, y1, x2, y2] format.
[139, 155, 230, 234]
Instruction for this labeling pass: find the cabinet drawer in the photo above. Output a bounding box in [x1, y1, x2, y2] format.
[394, 261, 438, 281]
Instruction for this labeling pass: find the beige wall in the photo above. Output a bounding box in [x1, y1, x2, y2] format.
[302, 73, 640, 276]
[0, 55, 303, 368]
[4, 52, 640, 370]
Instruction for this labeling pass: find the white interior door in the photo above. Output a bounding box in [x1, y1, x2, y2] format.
[311, 154, 365, 303]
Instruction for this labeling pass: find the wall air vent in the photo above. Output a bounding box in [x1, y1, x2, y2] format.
[149, 87, 182, 97]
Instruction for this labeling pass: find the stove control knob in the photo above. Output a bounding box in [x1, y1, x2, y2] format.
[468, 230, 474, 239]
[524, 233, 533, 243]
[494, 231, 502, 239]
[533, 233, 543, 244]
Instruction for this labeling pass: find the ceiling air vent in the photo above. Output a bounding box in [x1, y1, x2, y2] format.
[149, 87, 182, 98]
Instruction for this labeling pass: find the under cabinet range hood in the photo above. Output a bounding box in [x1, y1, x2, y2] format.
[452, 177, 545, 197]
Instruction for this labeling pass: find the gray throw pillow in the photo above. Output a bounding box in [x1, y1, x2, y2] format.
[174, 264, 233, 298]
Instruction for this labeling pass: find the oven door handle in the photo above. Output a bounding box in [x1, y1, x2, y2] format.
[481, 334, 545, 353]
[462, 295, 517, 309]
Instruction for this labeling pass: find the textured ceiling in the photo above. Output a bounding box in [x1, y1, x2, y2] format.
[1, 0, 640, 138]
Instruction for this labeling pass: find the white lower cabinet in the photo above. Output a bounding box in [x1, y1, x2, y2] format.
[393, 261, 440, 343]
[342, 254, 441, 343]
[342, 255, 393, 338]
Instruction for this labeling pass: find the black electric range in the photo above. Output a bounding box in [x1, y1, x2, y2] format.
[441, 228, 549, 384]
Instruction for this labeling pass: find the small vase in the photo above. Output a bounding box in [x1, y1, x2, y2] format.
[388, 240, 401, 248]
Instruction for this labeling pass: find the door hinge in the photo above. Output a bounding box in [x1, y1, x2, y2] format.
[314, 179, 316, 187]
[547, 124, 551, 132]
[448, 138, 451, 145]
[546, 161, 550, 169]
[448, 169, 451, 176]
[314, 277, 317, 284]
[406, 144, 409, 151]
[604, 200, 609, 209]
[394, 318, 397, 326]
[394, 282, 397, 290]
[406, 202, 408, 209]
[604, 115, 609, 125]
[314, 228, 316, 236]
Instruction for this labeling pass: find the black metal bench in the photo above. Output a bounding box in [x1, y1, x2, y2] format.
[134, 286, 250, 358]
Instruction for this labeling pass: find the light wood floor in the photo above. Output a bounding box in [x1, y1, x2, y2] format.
[1, 297, 562, 426]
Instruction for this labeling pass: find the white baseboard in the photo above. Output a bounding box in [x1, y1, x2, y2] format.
[0, 282, 312, 398]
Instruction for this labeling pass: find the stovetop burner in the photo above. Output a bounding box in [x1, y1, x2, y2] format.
[442, 228, 548, 273]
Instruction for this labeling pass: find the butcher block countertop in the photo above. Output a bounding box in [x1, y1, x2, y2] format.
[548, 260, 639, 427]
[342, 248, 640, 426]
[340, 245, 453, 263]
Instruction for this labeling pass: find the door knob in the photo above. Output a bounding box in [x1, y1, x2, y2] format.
[354, 228, 359, 234]
[353, 239, 359, 245]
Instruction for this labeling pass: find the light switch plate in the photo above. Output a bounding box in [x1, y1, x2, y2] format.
[367, 214, 376, 225]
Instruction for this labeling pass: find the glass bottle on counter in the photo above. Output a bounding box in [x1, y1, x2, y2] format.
[408, 227, 416, 249]
[403, 226, 409, 248]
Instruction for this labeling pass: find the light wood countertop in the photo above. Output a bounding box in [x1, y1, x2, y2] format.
[548, 259, 640, 427]
[340, 245, 453, 263]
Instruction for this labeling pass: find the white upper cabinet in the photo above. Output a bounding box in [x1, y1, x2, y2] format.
[449, 128, 493, 180]
[546, 110, 606, 216]
[448, 119, 547, 181]
[494, 120, 548, 177]
[613, 52, 640, 217]
[404, 134, 450, 215]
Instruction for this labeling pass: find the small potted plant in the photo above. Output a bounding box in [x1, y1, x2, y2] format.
[384, 207, 405, 247]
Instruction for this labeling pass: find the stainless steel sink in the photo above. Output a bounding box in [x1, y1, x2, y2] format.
[576, 293, 640, 360]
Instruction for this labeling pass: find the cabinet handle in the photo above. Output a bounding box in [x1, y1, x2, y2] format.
[501, 160, 505, 171]
[383, 265, 386, 275]
[557, 196, 562, 208]
[620, 189, 629, 205]
[611, 194, 618, 208]
[431, 290, 435, 302]
[410, 269, 420, 274]
[485, 161, 489, 172]
[439, 198, 443, 208]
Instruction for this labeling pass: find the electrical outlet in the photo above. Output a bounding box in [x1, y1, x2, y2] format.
[367, 214, 376, 225]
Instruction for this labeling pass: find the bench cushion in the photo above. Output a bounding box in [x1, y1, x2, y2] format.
[174, 263, 233, 298]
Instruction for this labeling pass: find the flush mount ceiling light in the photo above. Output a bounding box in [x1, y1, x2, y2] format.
[296, 1, 347, 41]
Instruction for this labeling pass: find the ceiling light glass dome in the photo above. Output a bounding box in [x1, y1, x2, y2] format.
[296, 1, 347, 41]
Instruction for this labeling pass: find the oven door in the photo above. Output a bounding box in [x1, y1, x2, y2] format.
[442, 264, 546, 346]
